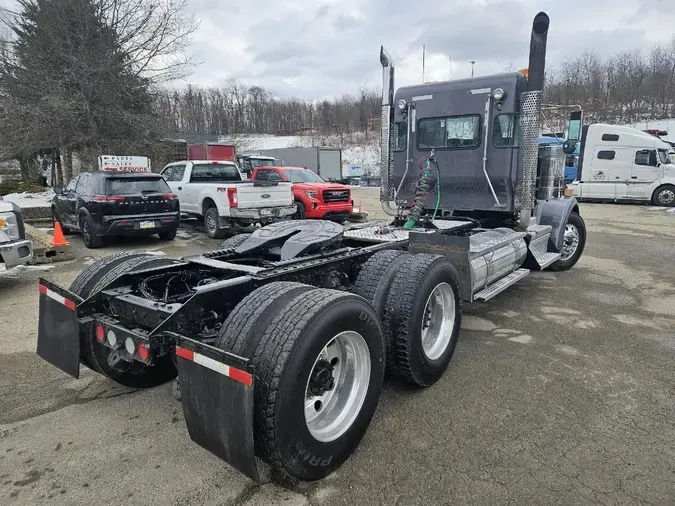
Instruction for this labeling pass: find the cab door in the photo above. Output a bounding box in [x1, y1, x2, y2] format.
[58, 176, 80, 227]
[627, 149, 660, 199]
[581, 149, 625, 199]
[162, 164, 190, 211]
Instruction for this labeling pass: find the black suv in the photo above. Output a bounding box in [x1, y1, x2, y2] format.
[52, 172, 180, 248]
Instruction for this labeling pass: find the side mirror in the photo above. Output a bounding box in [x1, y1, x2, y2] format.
[562, 139, 577, 155]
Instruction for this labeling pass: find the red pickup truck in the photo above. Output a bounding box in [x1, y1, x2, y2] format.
[251, 166, 352, 222]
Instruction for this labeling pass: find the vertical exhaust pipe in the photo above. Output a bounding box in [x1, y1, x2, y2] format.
[517, 12, 549, 228]
[527, 12, 550, 92]
[379, 46, 402, 216]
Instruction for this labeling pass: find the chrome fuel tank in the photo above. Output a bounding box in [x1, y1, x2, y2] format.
[470, 228, 528, 295]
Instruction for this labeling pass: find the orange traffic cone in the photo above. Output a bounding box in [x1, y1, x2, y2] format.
[51, 222, 70, 247]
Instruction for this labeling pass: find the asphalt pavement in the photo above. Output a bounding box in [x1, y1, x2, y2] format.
[1, 189, 674, 505]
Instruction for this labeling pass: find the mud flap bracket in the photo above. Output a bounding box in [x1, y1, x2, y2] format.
[175, 336, 259, 482]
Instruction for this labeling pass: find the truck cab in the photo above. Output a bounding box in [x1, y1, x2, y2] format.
[567, 124, 675, 206]
[237, 155, 279, 178]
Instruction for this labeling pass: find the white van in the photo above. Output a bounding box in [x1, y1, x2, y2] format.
[568, 124, 675, 206]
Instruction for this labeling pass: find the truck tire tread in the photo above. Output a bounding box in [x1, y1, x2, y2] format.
[251, 289, 384, 480]
[352, 250, 409, 319]
[216, 281, 313, 357]
[69, 252, 146, 297]
[383, 254, 462, 387]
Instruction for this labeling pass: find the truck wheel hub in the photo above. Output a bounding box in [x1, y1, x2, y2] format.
[304, 331, 371, 443]
[308, 360, 334, 396]
[659, 189, 674, 204]
[561, 224, 580, 260]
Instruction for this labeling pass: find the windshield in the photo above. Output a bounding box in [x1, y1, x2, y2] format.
[658, 149, 672, 165]
[105, 177, 170, 195]
[250, 159, 275, 168]
[282, 169, 324, 183]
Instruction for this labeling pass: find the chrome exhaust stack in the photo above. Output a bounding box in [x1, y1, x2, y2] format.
[379, 46, 400, 217]
[516, 12, 549, 228]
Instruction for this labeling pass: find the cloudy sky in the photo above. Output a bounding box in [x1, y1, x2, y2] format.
[182, 0, 675, 99]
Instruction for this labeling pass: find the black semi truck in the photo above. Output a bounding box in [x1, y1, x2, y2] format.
[36, 12, 586, 482]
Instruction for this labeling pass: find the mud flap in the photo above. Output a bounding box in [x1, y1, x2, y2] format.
[175, 336, 259, 482]
[36, 278, 83, 378]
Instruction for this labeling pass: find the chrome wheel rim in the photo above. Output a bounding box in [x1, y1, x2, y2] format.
[658, 189, 674, 205]
[206, 213, 217, 233]
[304, 331, 371, 443]
[421, 282, 456, 361]
[560, 223, 580, 260]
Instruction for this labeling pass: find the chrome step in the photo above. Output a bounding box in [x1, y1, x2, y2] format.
[535, 252, 561, 269]
[473, 269, 530, 302]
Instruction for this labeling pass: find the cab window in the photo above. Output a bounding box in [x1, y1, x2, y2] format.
[254, 169, 282, 182]
[418, 115, 481, 149]
[392, 122, 407, 152]
[658, 149, 671, 165]
[635, 150, 657, 167]
[65, 176, 79, 192]
[493, 114, 519, 148]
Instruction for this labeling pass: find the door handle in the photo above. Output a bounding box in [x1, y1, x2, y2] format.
[177, 186, 182, 190]
[631, 176, 637, 179]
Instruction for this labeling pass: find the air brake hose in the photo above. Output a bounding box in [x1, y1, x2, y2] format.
[404, 157, 436, 229]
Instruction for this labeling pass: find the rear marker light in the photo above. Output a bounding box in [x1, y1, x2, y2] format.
[107, 330, 117, 347]
[138, 344, 150, 361]
[162, 194, 178, 200]
[116, 220, 132, 226]
[95, 324, 105, 343]
[125, 338, 135, 355]
[161, 217, 174, 223]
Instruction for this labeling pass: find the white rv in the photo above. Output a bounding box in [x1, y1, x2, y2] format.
[568, 124, 675, 206]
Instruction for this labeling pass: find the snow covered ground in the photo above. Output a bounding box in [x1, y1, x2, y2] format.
[2, 189, 54, 209]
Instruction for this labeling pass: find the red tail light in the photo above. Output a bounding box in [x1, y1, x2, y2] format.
[95, 324, 105, 343]
[227, 187, 238, 208]
[92, 195, 126, 202]
[163, 194, 178, 200]
[138, 343, 150, 361]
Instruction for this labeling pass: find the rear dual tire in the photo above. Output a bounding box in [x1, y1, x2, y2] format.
[216, 283, 385, 481]
[69, 253, 180, 388]
[353, 251, 462, 387]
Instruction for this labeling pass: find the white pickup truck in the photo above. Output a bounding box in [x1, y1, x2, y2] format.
[160, 160, 296, 239]
[0, 197, 33, 268]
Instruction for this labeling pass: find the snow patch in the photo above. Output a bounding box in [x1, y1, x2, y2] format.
[0, 263, 54, 278]
[139, 250, 166, 256]
[3, 190, 55, 209]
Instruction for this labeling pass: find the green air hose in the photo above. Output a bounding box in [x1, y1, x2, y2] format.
[403, 157, 442, 228]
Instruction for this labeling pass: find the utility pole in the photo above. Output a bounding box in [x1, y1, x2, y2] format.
[470, 60, 475, 78]
[422, 45, 426, 82]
